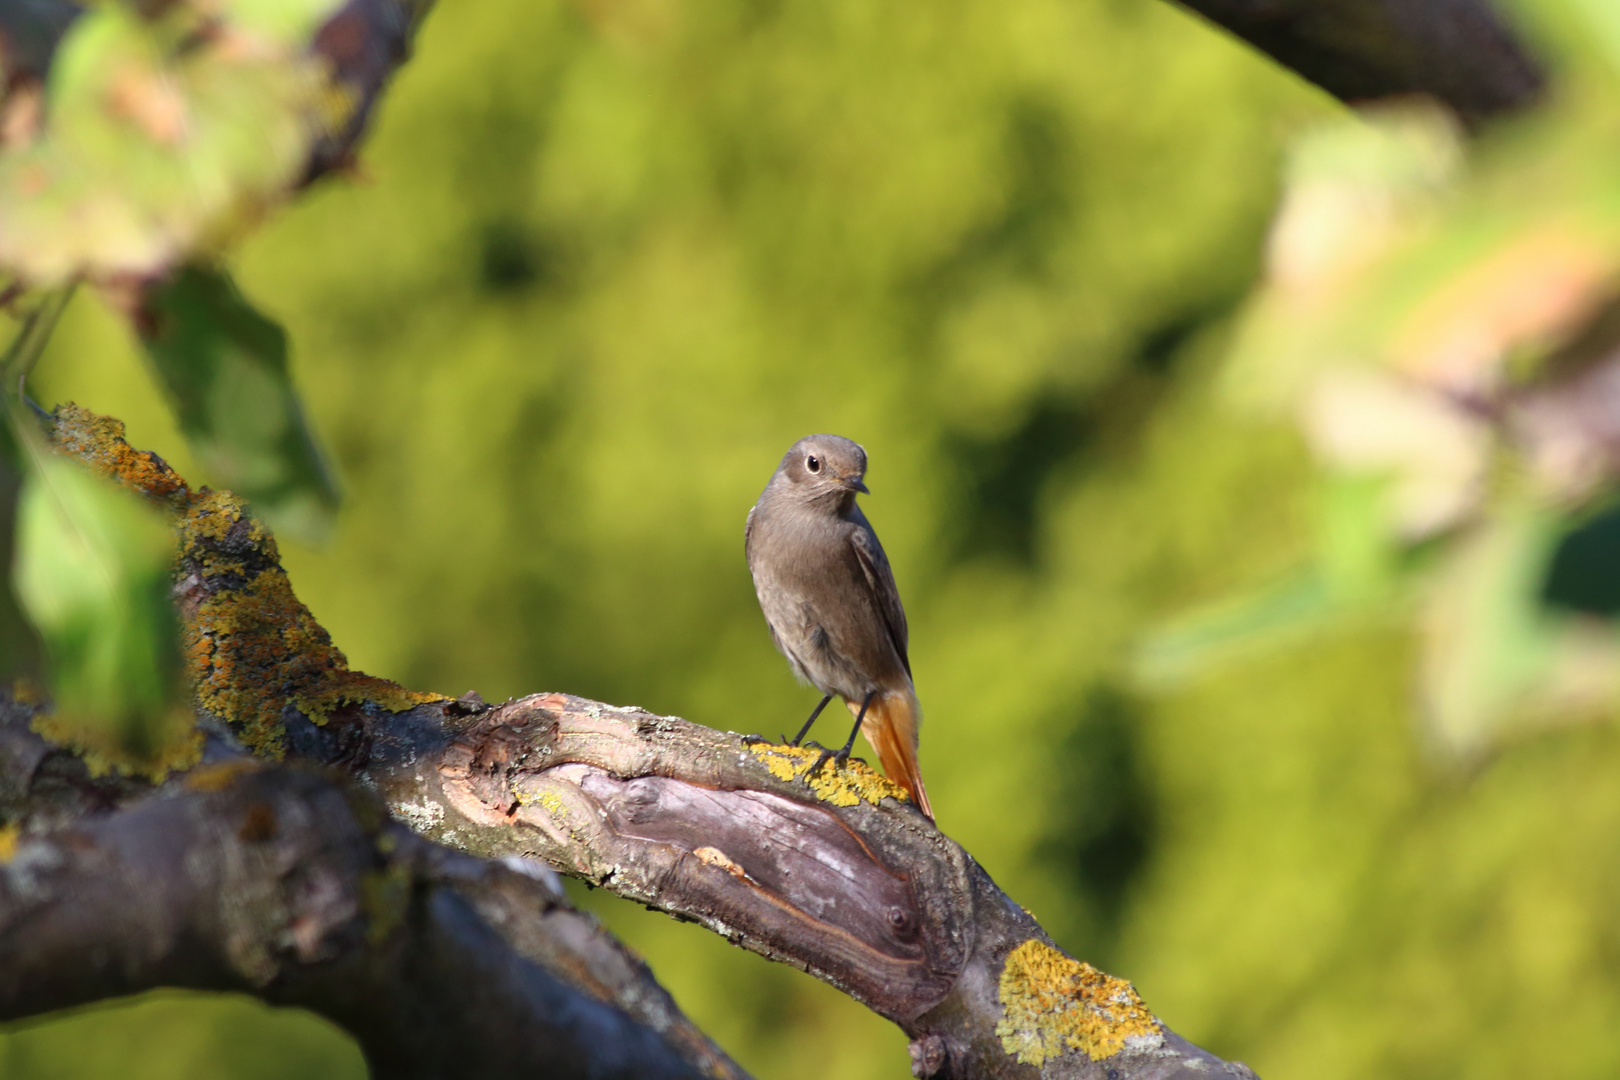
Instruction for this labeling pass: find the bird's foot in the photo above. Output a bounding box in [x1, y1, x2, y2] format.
[740, 733, 770, 746]
[806, 746, 836, 776]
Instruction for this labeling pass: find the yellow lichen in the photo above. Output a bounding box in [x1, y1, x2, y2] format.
[995, 939, 1159, 1065]
[360, 860, 413, 945]
[29, 707, 204, 782]
[44, 403, 447, 763]
[748, 742, 911, 808]
[182, 758, 264, 792]
[0, 823, 18, 863]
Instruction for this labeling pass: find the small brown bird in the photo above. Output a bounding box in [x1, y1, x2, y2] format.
[745, 434, 933, 820]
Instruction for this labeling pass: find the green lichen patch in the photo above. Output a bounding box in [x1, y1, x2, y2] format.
[748, 742, 911, 808]
[47, 403, 446, 761]
[995, 939, 1160, 1065]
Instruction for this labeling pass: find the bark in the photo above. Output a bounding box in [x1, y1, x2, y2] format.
[1172, 0, 1545, 122]
[0, 695, 745, 1080]
[366, 692, 1258, 1080]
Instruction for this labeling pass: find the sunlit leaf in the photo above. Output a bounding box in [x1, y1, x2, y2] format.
[0, 1, 339, 283]
[141, 264, 339, 540]
[1417, 505, 1620, 758]
[1569, 0, 1620, 74]
[11, 452, 192, 774]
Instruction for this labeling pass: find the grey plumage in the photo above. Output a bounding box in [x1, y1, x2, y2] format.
[746, 434, 933, 819]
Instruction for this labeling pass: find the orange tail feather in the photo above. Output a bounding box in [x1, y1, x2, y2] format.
[853, 689, 933, 821]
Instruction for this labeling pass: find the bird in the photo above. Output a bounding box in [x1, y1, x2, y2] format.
[744, 434, 933, 820]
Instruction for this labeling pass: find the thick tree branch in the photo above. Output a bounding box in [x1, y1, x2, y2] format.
[0, 696, 746, 1080]
[362, 694, 1254, 1080]
[20, 405, 1264, 1079]
[1171, 0, 1544, 122]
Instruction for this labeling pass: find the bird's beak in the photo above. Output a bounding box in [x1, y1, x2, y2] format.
[844, 476, 870, 494]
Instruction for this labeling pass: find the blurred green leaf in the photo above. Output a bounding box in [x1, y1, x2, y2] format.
[0, 1, 335, 284]
[11, 452, 188, 773]
[0, 419, 43, 687]
[1414, 504, 1620, 757]
[140, 264, 338, 541]
[1568, 0, 1620, 73]
[0, 286, 74, 689]
[1135, 572, 1339, 684]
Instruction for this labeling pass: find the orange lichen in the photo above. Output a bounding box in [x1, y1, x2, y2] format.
[0, 823, 19, 863]
[748, 742, 911, 808]
[45, 402, 447, 760]
[995, 939, 1160, 1066]
[47, 404, 189, 508]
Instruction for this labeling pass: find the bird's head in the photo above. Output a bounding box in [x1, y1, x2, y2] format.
[777, 434, 869, 503]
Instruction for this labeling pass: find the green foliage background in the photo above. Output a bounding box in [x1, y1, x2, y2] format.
[10, 1, 1620, 1079]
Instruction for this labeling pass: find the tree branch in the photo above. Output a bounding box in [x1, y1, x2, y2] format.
[361, 693, 1255, 1079]
[15, 399, 1263, 1080]
[19, 404, 1265, 1078]
[0, 695, 746, 1080]
[1170, 0, 1545, 122]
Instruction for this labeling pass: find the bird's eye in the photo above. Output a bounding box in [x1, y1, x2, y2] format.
[806, 455, 821, 473]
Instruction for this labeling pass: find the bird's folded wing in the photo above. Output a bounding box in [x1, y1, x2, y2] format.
[848, 526, 911, 678]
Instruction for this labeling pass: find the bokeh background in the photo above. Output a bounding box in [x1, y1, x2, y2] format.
[10, 0, 1620, 1078]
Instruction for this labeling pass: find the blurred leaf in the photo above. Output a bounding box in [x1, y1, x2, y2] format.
[219, 0, 348, 47]
[1300, 368, 1489, 542]
[0, 418, 42, 687]
[0, 286, 74, 689]
[0, 1, 339, 284]
[1135, 572, 1338, 685]
[11, 452, 190, 774]
[1413, 505, 1618, 757]
[140, 265, 338, 540]
[1568, 0, 1620, 73]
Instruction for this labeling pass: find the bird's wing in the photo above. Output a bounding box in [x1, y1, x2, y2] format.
[848, 523, 911, 678]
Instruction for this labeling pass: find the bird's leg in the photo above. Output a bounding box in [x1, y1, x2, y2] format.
[809, 690, 875, 775]
[833, 690, 875, 765]
[788, 694, 833, 746]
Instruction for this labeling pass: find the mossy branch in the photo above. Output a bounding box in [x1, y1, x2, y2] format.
[0, 694, 744, 1080]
